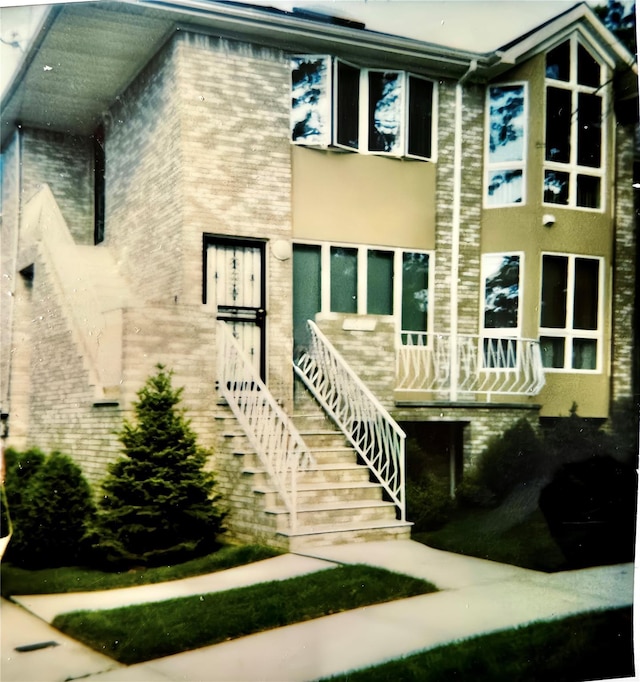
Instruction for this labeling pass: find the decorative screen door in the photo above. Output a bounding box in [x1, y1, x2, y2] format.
[207, 239, 266, 378]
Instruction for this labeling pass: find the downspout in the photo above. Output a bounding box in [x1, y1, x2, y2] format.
[449, 59, 478, 402]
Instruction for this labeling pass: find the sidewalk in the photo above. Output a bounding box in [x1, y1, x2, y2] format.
[2, 541, 635, 682]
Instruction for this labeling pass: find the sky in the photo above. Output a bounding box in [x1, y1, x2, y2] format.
[0, 0, 634, 97]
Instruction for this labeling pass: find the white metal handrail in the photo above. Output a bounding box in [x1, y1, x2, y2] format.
[217, 321, 314, 532]
[294, 321, 406, 521]
[397, 332, 546, 399]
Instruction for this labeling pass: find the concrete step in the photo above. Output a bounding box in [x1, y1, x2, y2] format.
[256, 482, 383, 507]
[284, 519, 412, 551]
[267, 499, 398, 530]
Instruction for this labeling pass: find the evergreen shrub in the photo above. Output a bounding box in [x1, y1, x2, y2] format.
[4, 448, 96, 568]
[406, 474, 454, 532]
[89, 365, 226, 568]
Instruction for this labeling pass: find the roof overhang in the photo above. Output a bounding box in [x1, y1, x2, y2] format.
[0, 0, 491, 148]
[1, 0, 636, 149]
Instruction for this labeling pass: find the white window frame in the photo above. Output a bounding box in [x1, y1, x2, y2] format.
[484, 82, 528, 208]
[479, 252, 524, 371]
[539, 252, 605, 373]
[294, 240, 434, 336]
[291, 55, 438, 162]
[543, 36, 609, 212]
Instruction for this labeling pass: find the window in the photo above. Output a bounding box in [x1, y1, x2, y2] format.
[291, 56, 436, 161]
[481, 253, 522, 368]
[544, 38, 605, 210]
[539, 254, 603, 371]
[485, 84, 526, 206]
[292, 242, 432, 348]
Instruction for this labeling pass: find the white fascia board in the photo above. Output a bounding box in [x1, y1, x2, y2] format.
[495, 4, 636, 74]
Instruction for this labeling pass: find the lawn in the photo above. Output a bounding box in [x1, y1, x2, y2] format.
[327, 607, 634, 682]
[52, 564, 437, 664]
[414, 507, 567, 572]
[0, 544, 281, 597]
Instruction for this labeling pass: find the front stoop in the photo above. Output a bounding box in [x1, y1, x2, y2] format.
[214, 404, 411, 551]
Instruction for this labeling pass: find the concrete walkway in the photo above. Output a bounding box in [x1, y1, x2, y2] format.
[2, 541, 635, 682]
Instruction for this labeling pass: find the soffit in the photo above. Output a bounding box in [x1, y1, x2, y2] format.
[1, 0, 485, 148]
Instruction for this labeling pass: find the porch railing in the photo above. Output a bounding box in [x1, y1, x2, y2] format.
[294, 321, 406, 521]
[397, 332, 546, 399]
[217, 321, 315, 532]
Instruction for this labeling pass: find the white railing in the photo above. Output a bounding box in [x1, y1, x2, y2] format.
[217, 321, 315, 532]
[397, 332, 546, 399]
[294, 321, 406, 521]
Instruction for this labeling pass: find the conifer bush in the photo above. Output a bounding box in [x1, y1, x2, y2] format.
[90, 365, 226, 568]
[4, 448, 96, 568]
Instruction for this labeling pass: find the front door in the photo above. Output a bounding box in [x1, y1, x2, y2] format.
[206, 238, 266, 379]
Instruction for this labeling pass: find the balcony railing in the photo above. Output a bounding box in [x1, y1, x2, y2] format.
[397, 332, 545, 400]
[217, 321, 315, 532]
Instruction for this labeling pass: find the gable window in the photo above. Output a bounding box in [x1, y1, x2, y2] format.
[485, 84, 526, 206]
[291, 56, 436, 161]
[539, 253, 603, 371]
[292, 242, 432, 349]
[544, 38, 606, 210]
[481, 253, 522, 368]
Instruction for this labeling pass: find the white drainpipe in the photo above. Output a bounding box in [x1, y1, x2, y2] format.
[450, 60, 478, 402]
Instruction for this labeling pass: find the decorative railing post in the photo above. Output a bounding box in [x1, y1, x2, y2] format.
[294, 321, 407, 521]
[217, 321, 314, 533]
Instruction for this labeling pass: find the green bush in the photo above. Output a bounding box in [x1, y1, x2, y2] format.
[4, 449, 96, 568]
[89, 365, 226, 569]
[406, 474, 454, 532]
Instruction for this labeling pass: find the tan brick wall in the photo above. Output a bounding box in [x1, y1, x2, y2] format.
[105, 40, 184, 305]
[176, 34, 294, 405]
[611, 122, 637, 406]
[1, 132, 21, 412]
[21, 128, 95, 244]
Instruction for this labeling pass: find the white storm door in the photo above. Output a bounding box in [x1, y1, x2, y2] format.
[207, 239, 266, 378]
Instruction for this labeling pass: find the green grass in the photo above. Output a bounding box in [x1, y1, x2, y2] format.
[327, 607, 634, 682]
[414, 508, 567, 572]
[1, 544, 281, 597]
[52, 565, 437, 664]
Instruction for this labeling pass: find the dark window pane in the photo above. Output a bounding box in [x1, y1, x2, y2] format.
[330, 247, 357, 313]
[541, 336, 565, 368]
[402, 252, 429, 332]
[545, 87, 571, 162]
[573, 258, 599, 330]
[576, 174, 601, 209]
[541, 255, 568, 328]
[546, 41, 570, 81]
[484, 255, 520, 329]
[368, 71, 402, 154]
[291, 57, 330, 144]
[572, 339, 597, 370]
[577, 93, 602, 168]
[407, 75, 433, 158]
[544, 170, 570, 205]
[487, 170, 523, 205]
[293, 245, 321, 350]
[367, 250, 394, 315]
[577, 43, 601, 87]
[336, 61, 360, 149]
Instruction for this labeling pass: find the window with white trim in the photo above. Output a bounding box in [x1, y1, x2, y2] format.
[485, 84, 526, 206]
[292, 242, 432, 349]
[481, 253, 522, 368]
[544, 38, 606, 210]
[539, 253, 603, 371]
[291, 56, 436, 161]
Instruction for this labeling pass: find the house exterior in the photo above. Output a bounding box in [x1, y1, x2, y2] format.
[1, 0, 637, 549]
